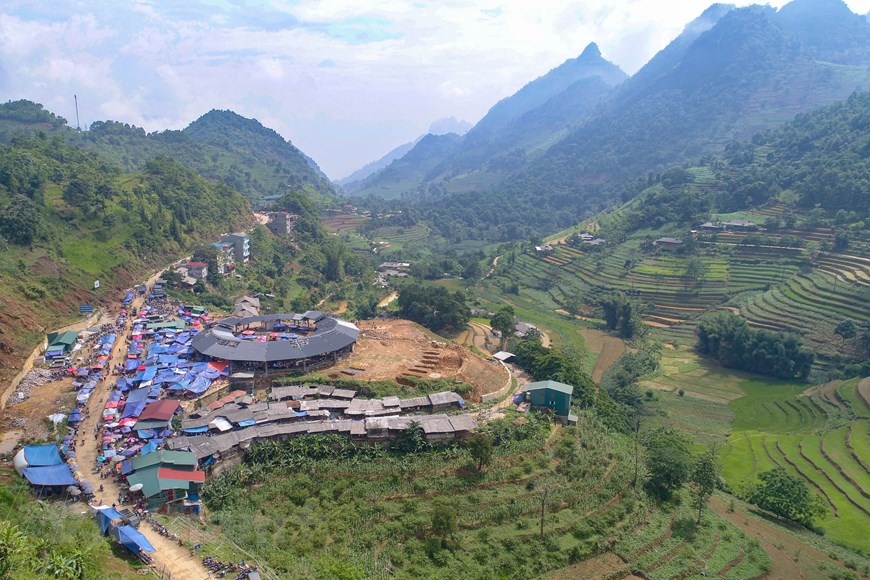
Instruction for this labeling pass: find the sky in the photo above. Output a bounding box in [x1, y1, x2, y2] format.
[1, 1, 869, 179]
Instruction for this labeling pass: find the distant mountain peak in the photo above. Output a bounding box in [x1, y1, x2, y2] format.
[580, 42, 601, 59]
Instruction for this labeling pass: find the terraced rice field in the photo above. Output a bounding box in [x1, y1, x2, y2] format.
[521, 229, 868, 362]
[720, 377, 870, 550]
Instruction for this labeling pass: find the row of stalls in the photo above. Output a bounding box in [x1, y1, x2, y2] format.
[92, 505, 155, 562]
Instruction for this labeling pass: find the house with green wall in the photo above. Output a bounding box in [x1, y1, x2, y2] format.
[521, 380, 578, 425]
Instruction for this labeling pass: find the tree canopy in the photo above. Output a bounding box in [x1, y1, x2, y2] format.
[697, 311, 814, 379]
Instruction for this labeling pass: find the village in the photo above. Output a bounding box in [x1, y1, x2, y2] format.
[3, 261, 577, 579]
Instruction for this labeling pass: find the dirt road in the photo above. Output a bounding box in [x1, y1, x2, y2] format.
[72, 286, 209, 579]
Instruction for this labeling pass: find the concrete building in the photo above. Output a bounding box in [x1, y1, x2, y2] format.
[267, 211, 298, 236]
[221, 233, 250, 263]
[521, 380, 578, 424]
[186, 262, 209, 279]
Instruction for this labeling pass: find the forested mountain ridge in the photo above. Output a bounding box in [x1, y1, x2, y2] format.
[344, 42, 627, 199]
[486, 89, 870, 367]
[357, 0, 870, 241]
[0, 100, 337, 203]
[0, 131, 251, 385]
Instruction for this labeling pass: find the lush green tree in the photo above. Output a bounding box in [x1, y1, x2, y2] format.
[0, 194, 40, 245]
[748, 469, 827, 528]
[834, 319, 856, 344]
[489, 306, 515, 349]
[430, 504, 457, 546]
[323, 239, 348, 282]
[467, 433, 493, 472]
[689, 449, 719, 524]
[394, 421, 427, 454]
[697, 312, 814, 379]
[643, 428, 692, 499]
[397, 283, 470, 333]
[684, 257, 709, 287]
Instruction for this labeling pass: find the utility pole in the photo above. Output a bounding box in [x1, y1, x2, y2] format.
[539, 484, 550, 539]
[74, 95, 81, 131]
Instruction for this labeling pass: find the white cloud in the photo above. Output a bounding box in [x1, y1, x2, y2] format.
[1, 0, 869, 178]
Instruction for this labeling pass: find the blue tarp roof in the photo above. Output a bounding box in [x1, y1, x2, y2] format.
[133, 367, 157, 383]
[24, 444, 63, 466]
[95, 506, 124, 534]
[185, 375, 211, 394]
[127, 387, 150, 404]
[114, 525, 156, 554]
[183, 426, 209, 434]
[22, 464, 78, 486]
[121, 400, 147, 419]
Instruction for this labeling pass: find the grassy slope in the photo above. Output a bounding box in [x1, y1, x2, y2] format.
[645, 351, 870, 552]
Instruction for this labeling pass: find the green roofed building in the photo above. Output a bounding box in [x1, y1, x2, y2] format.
[46, 330, 79, 354]
[127, 450, 203, 512]
[521, 380, 578, 425]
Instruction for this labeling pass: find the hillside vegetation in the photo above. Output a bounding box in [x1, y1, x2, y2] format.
[203, 412, 771, 579]
[349, 0, 870, 242]
[0, 130, 250, 384]
[0, 101, 336, 203]
[481, 92, 870, 369]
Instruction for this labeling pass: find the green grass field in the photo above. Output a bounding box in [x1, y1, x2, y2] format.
[646, 351, 870, 551]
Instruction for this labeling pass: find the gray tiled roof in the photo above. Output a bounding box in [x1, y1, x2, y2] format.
[191, 315, 359, 363]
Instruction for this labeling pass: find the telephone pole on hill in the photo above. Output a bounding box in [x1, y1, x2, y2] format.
[74, 95, 81, 131]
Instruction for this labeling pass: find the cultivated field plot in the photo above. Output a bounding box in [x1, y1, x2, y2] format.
[321, 213, 370, 235]
[719, 377, 870, 550]
[337, 319, 509, 401]
[515, 221, 869, 365]
[202, 413, 770, 579]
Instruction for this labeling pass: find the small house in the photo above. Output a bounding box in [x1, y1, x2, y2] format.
[515, 322, 539, 338]
[653, 237, 683, 250]
[521, 380, 578, 424]
[699, 221, 724, 232]
[723, 219, 756, 231]
[535, 244, 554, 254]
[186, 262, 209, 279]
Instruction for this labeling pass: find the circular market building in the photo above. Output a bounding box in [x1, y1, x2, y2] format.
[191, 311, 359, 375]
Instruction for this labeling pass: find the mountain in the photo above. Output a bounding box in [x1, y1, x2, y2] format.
[344, 133, 463, 199]
[337, 137, 420, 185]
[464, 42, 627, 146]
[429, 117, 472, 135]
[346, 42, 627, 199]
[409, 0, 870, 242]
[0, 100, 338, 203]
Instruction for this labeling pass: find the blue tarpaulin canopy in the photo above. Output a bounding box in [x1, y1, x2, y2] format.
[126, 387, 150, 404]
[24, 444, 63, 466]
[185, 375, 211, 394]
[183, 425, 209, 434]
[121, 400, 147, 419]
[22, 464, 78, 486]
[94, 506, 124, 534]
[114, 525, 156, 554]
[133, 367, 157, 383]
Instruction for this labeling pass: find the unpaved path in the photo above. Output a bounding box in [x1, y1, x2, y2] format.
[377, 291, 398, 308]
[72, 289, 208, 580]
[581, 329, 626, 383]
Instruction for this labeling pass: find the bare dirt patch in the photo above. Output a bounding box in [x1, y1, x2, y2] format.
[545, 552, 628, 579]
[581, 329, 626, 383]
[338, 319, 508, 402]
